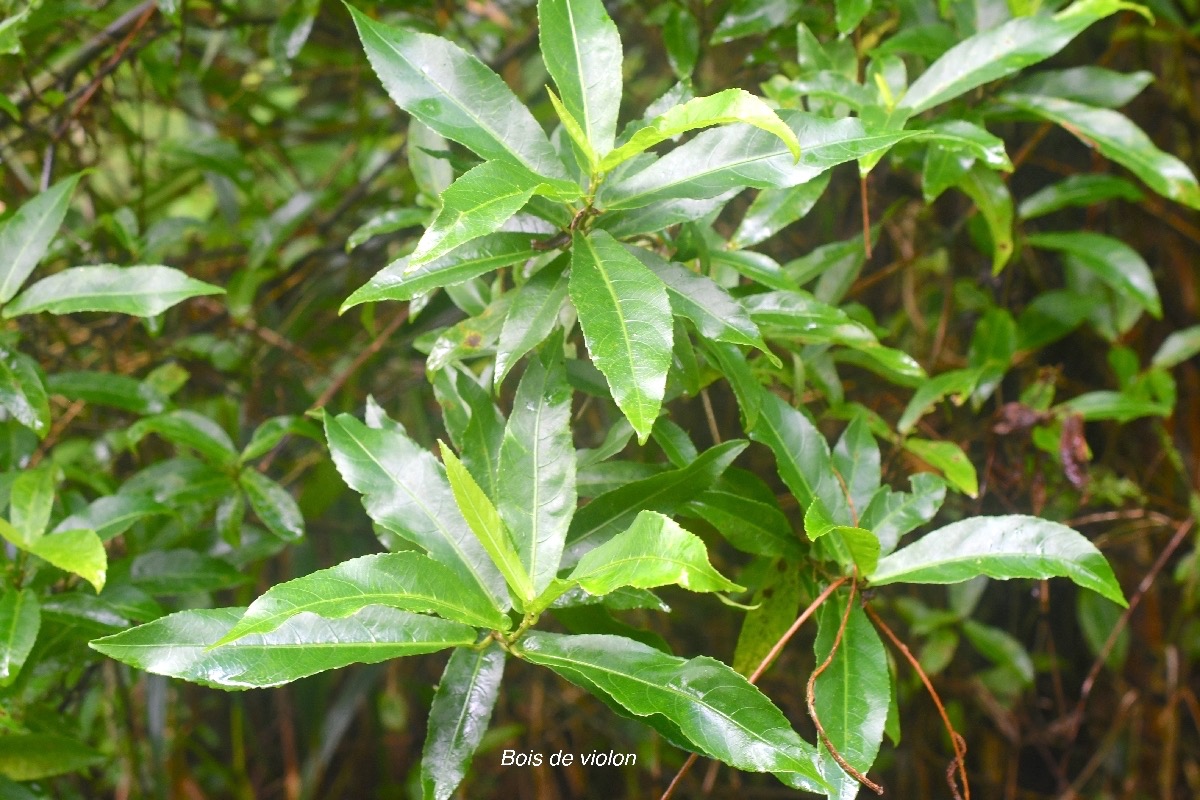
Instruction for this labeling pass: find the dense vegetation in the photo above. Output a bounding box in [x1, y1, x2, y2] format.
[1, 0, 1199, 797]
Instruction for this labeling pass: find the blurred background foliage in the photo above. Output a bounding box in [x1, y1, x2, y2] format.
[1, 0, 1199, 797]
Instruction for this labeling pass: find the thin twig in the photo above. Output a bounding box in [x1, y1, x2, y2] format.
[860, 175, 873, 259]
[700, 388, 721, 445]
[310, 307, 409, 411]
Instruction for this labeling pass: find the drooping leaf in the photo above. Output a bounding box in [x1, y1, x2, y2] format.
[0, 523, 107, 593]
[538, 0, 623, 157]
[1018, 174, 1143, 219]
[0, 174, 81, 303]
[238, 470, 305, 542]
[9, 464, 53, 544]
[1025, 231, 1162, 318]
[569, 230, 673, 443]
[897, 368, 982, 435]
[323, 413, 509, 609]
[495, 257, 569, 386]
[515, 632, 827, 790]
[750, 390, 848, 522]
[1057, 390, 1170, 422]
[832, 414, 881, 517]
[215, 552, 509, 647]
[903, 438, 978, 498]
[0, 589, 39, 687]
[1009, 65, 1153, 108]
[45, 369, 167, 416]
[4, 265, 223, 317]
[869, 515, 1126, 606]
[683, 468, 801, 558]
[0, 347, 50, 437]
[497, 341, 575, 596]
[422, 645, 507, 800]
[1152, 325, 1200, 370]
[349, 7, 572, 184]
[957, 162, 1014, 275]
[90, 605, 476, 689]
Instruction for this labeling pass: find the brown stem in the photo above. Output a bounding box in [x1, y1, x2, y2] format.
[860, 175, 873, 259]
[865, 602, 970, 800]
[806, 581, 884, 794]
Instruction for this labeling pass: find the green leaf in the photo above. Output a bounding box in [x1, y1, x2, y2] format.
[563, 440, 746, 562]
[562, 510, 741, 598]
[9, 464, 54, 543]
[129, 549, 249, 594]
[341, 233, 538, 311]
[440, 442, 534, 605]
[238, 470, 305, 542]
[129, 410, 238, 468]
[0, 734, 104, 781]
[957, 162, 1014, 275]
[538, 0, 623, 157]
[701, 340, 762, 430]
[1009, 66, 1153, 108]
[14, 526, 107, 593]
[4, 265, 223, 318]
[52, 494, 170, 542]
[346, 207, 428, 252]
[627, 245, 771, 357]
[731, 174, 830, 248]
[323, 413, 509, 610]
[495, 257, 568, 386]
[683, 468, 801, 558]
[1025, 231, 1162, 318]
[599, 89, 801, 172]
[836, 0, 872, 34]
[91, 605, 476, 689]
[744, 290, 875, 346]
[803, 500, 880, 575]
[434, 367, 506, 499]
[239, 415, 322, 463]
[1018, 174, 1143, 219]
[897, 368, 982, 435]
[860, 473, 946, 556]
[917, 119, 1012, 171]
[663, 6, 700, 78]
[1057, 390, 1170, 422]
[0, 347, 50, 437]
[215, 552, 508, 647]
[601, 112, 915, 210]
[903, 438, 978, 498]
[998, 93, 1200, 210]
[569, 230, 673, 443]
[516, 632, 827, 791]
[832, 415, 880, 515]
[349, 7, 571, 183]
[962, 619, 1034, 684]
[712, 0, 802, 43]
[1152, 325, 1200, 370]
[870, 515, 1126, 607]
[45, 369, 166, 415]
[0, 589, 39, 687]
[547, 87, 599, 171]
[750, 390, 848, 521]
[733, 561, 803, 675]
[0, 174, 81, 303]
[497, 342, 575, 596]
[410, 161, 546, 267]
[422, 645, 507, 800]
[813, 593, 888, 797]
[895, 0, 1130, 117]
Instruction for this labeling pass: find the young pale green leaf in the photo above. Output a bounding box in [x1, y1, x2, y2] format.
[129, 409, 238, 468]
[214, 552, 509, 647]
[22, 528, 106, 593]
[626, 245, 772, 358]
[0, 174, 81, 303]
[896, 0, 1130, 118]
[563, 510, 742, 598]
[341, 233, 538, 311]
[546, 87, 599, 171]
[903, 438, 978, 498]
[495, 257, 568, 386]
[869, 515, 1126, 607]
[813, 594, 888, 797]
[569, 230, 673, 443]
[422, 645, 507, 800]
[563, 440, 747, 563]
[90, 606, 476, 689]
[323, 413, 509, 610]
[957, 162, 1014, 275]
[238, 470, 304, 542]
[731, 173, 830, 248]
[860, 473, 946, 556]
[998, 94, 1200, 210]
[538, 0, 622, 157]
[599, 89, 801, 172]
[515, 632, 827, 791]
[1152, 325, 1200, 370]
[0, 347, 50, 437]
[0, 734, 104, 781]
[497, 341, 575, 596]
[0, 589, 39, 687]
[439, 442, 535, 606]
[803, 500, 880, 575]
[409, 161, 547, 267]
[1018, 174, 1143, 219]
[683, 468, 802, 559]
[1025, 231, 1162, 318]
[4, 265, 223, 318]
[9, 464, 54, 543]
[348, 7, 571, 184]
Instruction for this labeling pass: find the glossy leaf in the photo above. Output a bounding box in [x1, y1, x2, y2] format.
[803, 500, 880, 575]
[712, 0, 802, 43]
[918, 119, 1012, 170]
[9, 464, 53, 543]
[750, 390, 848, 522]
[4, 265, 223, 318]
[836, 0, 872, 34]
[903, 438, 978, 498]
[0, 174, 81, 303]
[129, 549, 249, 594]
[422, 645, 506, 800]
[1152, 325, 1200, 370]
[1009, 65, 1153, 109]
[440, 442, 534, 606]
[538, 0, 622, 156]
[860, 473, 946, 556]
[239, 415, 322, 463]
[238, 469, 305, 542]
[1018, 174, 1143, 219]
[497, 342, 575, 596]
[870, 515, 1126, 606]
[516, 632, 826, 790]
[0, 347, 50, 437]
[346, 207, 428, 252]
[999, 93, 1200, 210]
[683, 468, 801, 558]
[91, 605, 476, 689]
[495, 257, 568, 386]
[0, 589, 39, 686]
[410, 161, 545, 267]
[569, 230, 673, 443]
[216, 552, 509, 647]
[3, 524, 107, 593]
[957, 162, 1014, 275]
[1058, 390, 1170, 422]
[897, 368, 982, 435]
[731, 174, 830, 248]
[343, 233, 539, 310]
[129, 409, 238, 467]
[53, 494, 171, 542]
[832, 415, 881, 516]
[45, 369, 166, 415]
[599, 89, 801, 172]
[349, 8, 571, 183]
[1025, 231, 1162, 317]
[324, 413, 509, 609]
